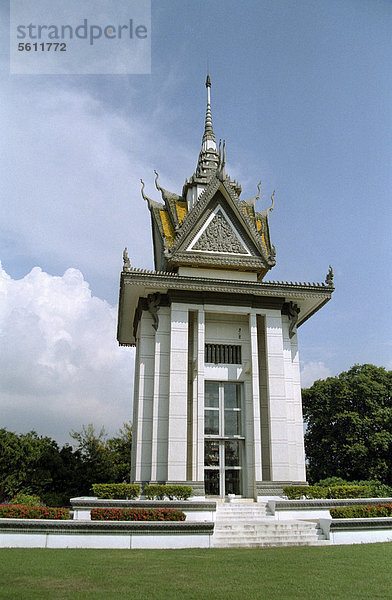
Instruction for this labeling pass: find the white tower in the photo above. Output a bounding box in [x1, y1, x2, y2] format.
[117, 77, 334, 498]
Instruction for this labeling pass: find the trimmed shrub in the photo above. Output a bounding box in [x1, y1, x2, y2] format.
[91, 483, 141, 499]
[283, 485, 372, 500]
[328, 485, 372, 499]
[9, 493, 44, 507]
[317, 478, 392, 498]
[316, 477, 348, 487]
[331, 503, 392, 519]
[91, 507, 186, 521]
[0, 504, 69, 519]
[284, 486, 326, 500]
[143, 485, 192, 500]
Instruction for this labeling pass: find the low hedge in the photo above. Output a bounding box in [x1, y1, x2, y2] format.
[91, 507, 186, 521]
[143, 485, 192, 500]
[0, 504, 70, 520]
[91, 483, 141, 499]
[331, 504, 392, 519]
[283, 485, 372, 500]
[317, 478, 392, 498]
[9, 493, 44, 507]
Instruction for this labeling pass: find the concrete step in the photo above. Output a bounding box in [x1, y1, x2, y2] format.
[213, 505, 327, 547]
[215, 522, 316, 530]
[214, 540, 329, 548]
[216, 504, 268, 519]
[212, 500, 329, 548]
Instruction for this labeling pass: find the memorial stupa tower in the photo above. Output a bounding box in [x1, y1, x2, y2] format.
[117, 76, 334, 498]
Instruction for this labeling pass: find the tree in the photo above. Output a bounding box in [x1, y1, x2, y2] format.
[0, 429, 57, 500]
[106, 422, 132, 482]
[70, 422, 132, 492]
[0, 428, 83, 505]
[302, 364, 392, 484]
[70, 424, 115, 490]
[0, 423, 132, 505]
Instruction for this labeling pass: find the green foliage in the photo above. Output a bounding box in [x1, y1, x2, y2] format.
[331, 504, 392, 519]
[70, 423, 133, 495]
[9, 492, 44, 506]
[70, 424, 115, 485]
[91, 507, 186, 521]
[317, 478, 392, 498]
[143, 484, 192, 500]
[0, 429, 59, 500]
[91, 483, 141, 499]
[0, 504, 69, 519]
[106, 423, 133, 482]
[283, 485, 371, 499]
[302, 364, 392, 484]
[316, 477, 348, 486]
[0, 423, 132, 506]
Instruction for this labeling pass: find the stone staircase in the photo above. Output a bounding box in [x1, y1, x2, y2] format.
[213, 500, 328, 548]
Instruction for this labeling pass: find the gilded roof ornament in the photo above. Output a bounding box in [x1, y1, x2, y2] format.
[325, 265, 334, 286]
[245, 180, 262, 207]
[122, 247, 131, 272]
[268, 190, 275, 214]
[216, 139, 226, 181]
[202, 73, 216, 148]
[154, 170, 182, 202]
[140, 178, 153, 207]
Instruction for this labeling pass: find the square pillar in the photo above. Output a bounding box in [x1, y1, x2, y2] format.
[196, 309, 205, 482]
[248, 312, 263, 492]
[132, 311, 155, 482]
[150, 306, 170, 482]
[264, 312, 290, 481]
[167, 303, 189, 481]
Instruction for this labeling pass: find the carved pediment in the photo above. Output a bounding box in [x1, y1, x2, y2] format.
[188, 207, 250, 255]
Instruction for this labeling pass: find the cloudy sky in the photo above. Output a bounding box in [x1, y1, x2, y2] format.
[1, 0, 391, 445]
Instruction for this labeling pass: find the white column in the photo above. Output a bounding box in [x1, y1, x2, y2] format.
[130, 337, 140, 482]
[133, 311, 155, 482]
[150, 307, 170, 482]
[248, 312, 263, 490]
[281, 314, 297, 478]
[290, 333, 306, 481]
[281, 317, 307, 482]
[167, 303, 189, 481]
[196, 309, 205, 482]
[265, 311, 290, 481]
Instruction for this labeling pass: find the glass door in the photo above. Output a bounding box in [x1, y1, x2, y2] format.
[204, 382, 243, 497]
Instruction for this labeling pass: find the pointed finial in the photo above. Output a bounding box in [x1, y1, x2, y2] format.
[271, 190, 275, 208]
[202, 74, 216, 150]
[154, 170, 160, 191]
[140, 179, 147, 200]
[325, 265, 334, 286]
[123, 247, 131, 272]
[245, 180, 262, 208]
[140, 178, 154, 209]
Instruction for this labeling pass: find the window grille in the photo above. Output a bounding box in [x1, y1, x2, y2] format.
[205, 344, 242, 365]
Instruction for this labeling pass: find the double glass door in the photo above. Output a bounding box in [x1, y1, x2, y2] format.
[204, 382, 243, 497]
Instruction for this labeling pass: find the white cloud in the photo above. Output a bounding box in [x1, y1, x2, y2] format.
[300, 360, 331, 389]
[0, 261, 134, 445]
[0, 77, 196, 303]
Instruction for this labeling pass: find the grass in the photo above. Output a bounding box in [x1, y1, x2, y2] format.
[1, 544, 392, 599]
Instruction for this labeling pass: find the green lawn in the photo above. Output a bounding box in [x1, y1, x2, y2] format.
[0, 544, 391, 599]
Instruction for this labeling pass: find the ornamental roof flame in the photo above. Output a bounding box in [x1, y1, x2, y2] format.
[141, 76, 276, 280]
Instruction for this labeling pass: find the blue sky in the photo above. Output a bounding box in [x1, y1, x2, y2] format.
[1, 0, 391, 443]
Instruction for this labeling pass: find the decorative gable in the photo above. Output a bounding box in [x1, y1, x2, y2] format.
[188, 206, 251, 255]
[140, 77, 276, 280]
[161, 178, 275, 278]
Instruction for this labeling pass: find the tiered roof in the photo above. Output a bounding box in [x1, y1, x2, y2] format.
[140, 77, 277, 280]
